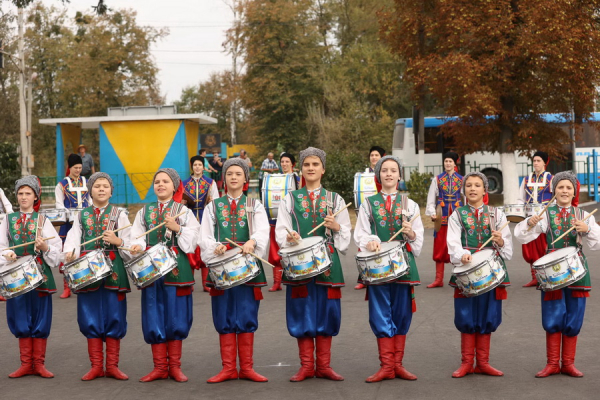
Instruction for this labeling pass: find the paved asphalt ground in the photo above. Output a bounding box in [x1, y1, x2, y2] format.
[2, 205, 600, 399]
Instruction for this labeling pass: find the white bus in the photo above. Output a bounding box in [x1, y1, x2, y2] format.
[392, 114, 599, 194]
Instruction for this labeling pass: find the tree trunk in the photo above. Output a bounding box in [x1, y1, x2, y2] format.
[500, 152, 519, 203]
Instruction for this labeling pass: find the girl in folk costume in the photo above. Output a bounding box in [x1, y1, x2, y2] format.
[425, 151, 464, 288]
[518, 151, 553, 287]
[182, 155, 219, 292]
[354, 145, 386, 291]
[514, 171, 600, 378]
[0, 176, 62, 378]
[199, 158, 270, 383]
[63, 173, 131, 381]
[130, 168, 200, 383]
[55, 153, 91, 299]
[267, 152, 301, 292]
[275, 147, 352, 382]
[353, 155, 422, 382]
[447, 172, 512, 378]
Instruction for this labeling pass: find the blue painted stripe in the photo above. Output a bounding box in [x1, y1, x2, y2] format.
[7, 278, 26, 289]
[293, 261, 315, 273]
[137, 265, 158, 279]
[72, 268, 93, 281]
[548, 270, 571, 284]
[367, 265, 392, 276]
[228, 265, 249, 278]
[471, 273, 494, 289]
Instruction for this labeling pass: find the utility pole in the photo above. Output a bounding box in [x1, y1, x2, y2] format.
[18, 7, 30, 176]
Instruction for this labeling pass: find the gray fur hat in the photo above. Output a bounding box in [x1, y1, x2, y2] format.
[552, 171, 578, 193]
[223, 158, 250, 182]
[374, 155, 403, 183]
[15, 175, 41, 198]
[154, 168, 181, 191]
[462, 171, 489, 194]
[299, 147, 326, 169]
[87, 172, 114, 196]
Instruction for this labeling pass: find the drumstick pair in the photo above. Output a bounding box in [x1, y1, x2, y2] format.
[550, 209, 598, 245]
[67, 224, 133, 260]
[526, 194, 557, 231]
[224, 238, 275, 268]
[134, 211, 187, 239]
[306, 203, 352, 235]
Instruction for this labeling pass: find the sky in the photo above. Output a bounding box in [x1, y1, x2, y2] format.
[11, 0, 235, 103]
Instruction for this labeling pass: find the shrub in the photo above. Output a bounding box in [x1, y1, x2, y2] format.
[0, 142, 21, 206]
[322, 151, 366, 204]
[406, 170, 433, 206]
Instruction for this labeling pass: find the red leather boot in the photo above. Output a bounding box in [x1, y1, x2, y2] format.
[365, 337, 395, 383]
[207, 333, 238, 383]
[9, 338, 34, 378]
[535, 332, 561, 378]
[290, 337, 315, 382]
[167, 340, 188, 382]
[561, 335, 584, 377]
[105, 338, 128, 380]
[394, 335, 417, 380]
[268, 267, 283, 292]
[237, 333, 268, 382]
[452, 333, 475, 378]
[60, 277, 71, 299]
[81, 338, 104, 380]
[32, 338, 54, 378]
[0, 295, 6, 301]
[474, 333, 503, 376]
[427, 262, 445, 288]
[354, 282, 366, 290]
[315, 336, 344, 381]
[523, 267, 538, 287]
[139, 343, 168, 382]
[201, 268, 210, 292]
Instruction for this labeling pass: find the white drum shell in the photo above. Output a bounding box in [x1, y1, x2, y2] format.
[453, 249, 505, 297]
[41, 208, 68, 226]
[261, 174, 296, 220]
[525, 203, 544, 217]
[0, 256, 44, 299]
[353, 172, 377, 216]
[503, 204, 526, 223]
[279, 236, 332, 280]
[355, 241, 409, 285]
[124, 243, 178, 288]
[532, 247, 587, 291]
[207, 249, 261, 290]
[63, 249, 113, 291]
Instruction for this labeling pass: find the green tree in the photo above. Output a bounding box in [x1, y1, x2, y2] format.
[0, 142, 21, 205]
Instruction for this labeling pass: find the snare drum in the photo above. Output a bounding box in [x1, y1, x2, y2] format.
[41, 208, 68, 226]
[354, 172, 378, 215]
[0, 256, 44, 299]
[67, 208, 83, 223]
[124, 243, 178, 288]
[526, 203, 544, 217]
[503, 204, 526, 223]
[261, 174, 296, 220]
[63, 249, 113, 291]
[355, 241, 410, 285]
[532, 247, 587, 291]
[207, 249, 261, 290]
[279, 236, 332, 280]
[453, 249, 506, 297]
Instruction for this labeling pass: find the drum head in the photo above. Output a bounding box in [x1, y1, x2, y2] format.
[453, 249, 494, 274]
[210, 248, 243, 264]
[357, 241, 401, 259]
[533, 247, 578, 267]
[279, 236, 325, 255]
[0, 255, 34, 274]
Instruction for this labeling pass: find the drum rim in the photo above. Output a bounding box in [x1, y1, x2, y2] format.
[211, 262, 261, 289]
[284, 261, 332, 280]
[278, 236, 325, 256]
[453, 249, 498, 274]
[533, 247, 579, 268]
[63, 248, 106, 269]
[0, 255, 36, 274]
[208, 248, 248, 267]
[355, 241, 403, 260]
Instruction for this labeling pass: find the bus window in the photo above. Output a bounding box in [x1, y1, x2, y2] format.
[393, 123, 405, 150]
[415, 127, 443, 154]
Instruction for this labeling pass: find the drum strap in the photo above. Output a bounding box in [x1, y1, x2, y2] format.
[165, 202, 186, 242]
[245, 197, 256, 236]
[325, 191, 336, 240]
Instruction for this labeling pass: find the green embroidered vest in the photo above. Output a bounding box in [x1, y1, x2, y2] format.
[545, 205, 590, 291]
[207, 195, 267, 286]
[283, 187, 344, 287]
[142, 201, 194, 286]
[449, 205, 510, 287]
[75, 205, 130, 293]
[7, 212, 56, 293]
[366, 193, 420, 285]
